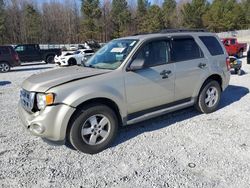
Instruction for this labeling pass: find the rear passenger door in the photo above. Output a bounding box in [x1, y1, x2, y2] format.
[171, 36, 208, 101]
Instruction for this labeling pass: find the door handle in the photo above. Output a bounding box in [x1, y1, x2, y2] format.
[160, 70, 172, 79]
[198, 63, 207, 69]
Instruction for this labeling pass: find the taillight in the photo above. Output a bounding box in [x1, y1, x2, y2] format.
[226, 57, 231, 71]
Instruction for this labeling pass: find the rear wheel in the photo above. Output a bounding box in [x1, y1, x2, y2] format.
[68, 58, 77, 66]
[46, 55, 54, 64]
[68, 104, 118, 154]
[0, 62, 11, 73]
[195, 80, 221, 114]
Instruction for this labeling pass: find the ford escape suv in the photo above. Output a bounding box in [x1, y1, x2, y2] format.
[18, 29, 230, 154]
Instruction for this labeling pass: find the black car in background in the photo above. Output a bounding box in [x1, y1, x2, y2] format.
[15, 44, 61, 64]
[0, 46, 20, 73]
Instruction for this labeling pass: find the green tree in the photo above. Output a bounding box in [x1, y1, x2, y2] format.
[81, 0, 102, 40]
[162, 0, 177, 28]
[241, 0, 250, 28]
[0, 0, 5, 44]
[136, 0, 149, 32]
[181, 0, 208, 29]
[140, 5, 164, 33]
[24, 4, 41, 43]
[203, 0, 243, 32]
[111, 0, 131, 38]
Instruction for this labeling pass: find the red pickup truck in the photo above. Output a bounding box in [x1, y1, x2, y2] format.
[221, 38, 247, 58]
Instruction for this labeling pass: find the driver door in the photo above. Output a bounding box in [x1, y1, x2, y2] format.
[125, 39, 175, 116]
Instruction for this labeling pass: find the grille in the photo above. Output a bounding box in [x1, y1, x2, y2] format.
[20, 89, 35, 112]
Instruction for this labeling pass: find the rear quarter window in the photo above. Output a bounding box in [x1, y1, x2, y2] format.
[0, 47, 10, 54]
[199, 36, 224, 56]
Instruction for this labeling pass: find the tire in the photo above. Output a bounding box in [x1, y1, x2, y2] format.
[195, 80, 221, 114]
[234, 68, 238, 74]
[0, 62, 11, 73]
[68, 104, 118, 154]
[68, 58, 77, 66]
[46, 55, 54, 64]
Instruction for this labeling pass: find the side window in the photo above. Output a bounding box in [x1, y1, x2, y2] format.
[15, 46, 25, 52]
[134, 40, 170, 67]
[171, 37, 204, 62]
[231, 39, 236, 45]
[0, 47, 10, 54]
[26, 45, 36, 52]
[199, 36, 224, 56]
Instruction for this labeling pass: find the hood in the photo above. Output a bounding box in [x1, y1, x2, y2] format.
[22, 66, 111, 92]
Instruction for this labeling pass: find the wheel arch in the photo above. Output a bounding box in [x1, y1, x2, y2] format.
[45, 53, 55, 61]
[66, 97, 123, 141]
[198, 74, 223, 97]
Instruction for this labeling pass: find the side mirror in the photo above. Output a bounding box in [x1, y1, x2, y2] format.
[128, 58, 145, 71]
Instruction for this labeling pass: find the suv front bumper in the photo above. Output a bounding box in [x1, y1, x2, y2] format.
[18, 101, 75, 142]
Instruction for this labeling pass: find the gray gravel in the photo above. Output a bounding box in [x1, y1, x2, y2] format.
[0, 60, 250, 188]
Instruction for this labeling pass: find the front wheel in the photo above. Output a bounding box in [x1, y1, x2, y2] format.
[195, 80, 221, 114]
[68, 104, 118, 154]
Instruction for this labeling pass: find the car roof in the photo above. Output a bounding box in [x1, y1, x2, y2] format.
[0, 45, 13, 48]
[117, 31, 215, 41]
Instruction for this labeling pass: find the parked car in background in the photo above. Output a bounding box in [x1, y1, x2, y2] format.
[0, 46, 20, 73]
[229, 56, 242, 75]
[15, 44, 61, 64]
[19, 29, 230, 154]
[247, 49, 250, 64]
[221, 38, 247, 58]
[54, 49, 94, 66]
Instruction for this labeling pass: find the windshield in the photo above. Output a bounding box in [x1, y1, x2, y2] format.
[84, 39, 138, 70]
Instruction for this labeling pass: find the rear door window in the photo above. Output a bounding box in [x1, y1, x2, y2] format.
[199, 36, 224, 56]
[171, 37, 204, 62]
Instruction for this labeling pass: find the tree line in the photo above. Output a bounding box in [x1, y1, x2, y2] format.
[0, 0, 250, 45]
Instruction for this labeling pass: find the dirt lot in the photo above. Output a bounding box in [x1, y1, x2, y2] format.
[0, 59, 250, 188]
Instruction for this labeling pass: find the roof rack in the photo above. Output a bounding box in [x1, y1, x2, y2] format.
[160, 28, 208, 33]
[132, 28, 208, 36]
[133, 32, 158, 36]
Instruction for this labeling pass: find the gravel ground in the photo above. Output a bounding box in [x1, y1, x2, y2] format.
[0, 59, 250, 188]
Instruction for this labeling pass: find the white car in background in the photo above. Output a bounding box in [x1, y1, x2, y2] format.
[54, 49, 94, 66]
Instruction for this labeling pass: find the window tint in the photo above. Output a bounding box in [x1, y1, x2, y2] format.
[135, 40, 169, 67]
[15, 46, 25, 52]
[231, 39, 236, 45]
[199, 36, 224, 56]
[0, 47, 10, 54]
[26, 45, 36, 51]
[85, 50, 94, 53]
[171, 38, 203, 62]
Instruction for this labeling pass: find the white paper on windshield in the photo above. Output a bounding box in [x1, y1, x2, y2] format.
[111, 47, 125, 53]
[130, 41, 136, 46]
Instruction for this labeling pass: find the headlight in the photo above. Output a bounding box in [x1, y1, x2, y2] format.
[36, 93, 54, 110]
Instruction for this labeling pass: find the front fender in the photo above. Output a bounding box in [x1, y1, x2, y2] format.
[51, 84, 127, 122]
